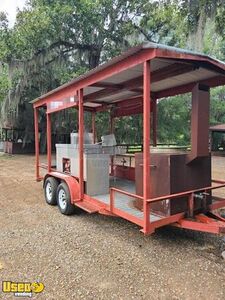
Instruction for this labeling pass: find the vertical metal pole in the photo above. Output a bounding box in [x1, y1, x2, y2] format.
[79, 89, 84, 200]
[47, 113, 52, 172]
[110, 189, 114, 213]
[153, 98, 157, 147]
[92, 112, 96, 143]
[188, 193, 194, 218]
[110, 114, 114, 175]
[110, 114, 114, 134]
[210, 131, 213, 152]
[143, 60, 151, 234]
[34, 108, 40, 181]
[3, 129, 7, 153]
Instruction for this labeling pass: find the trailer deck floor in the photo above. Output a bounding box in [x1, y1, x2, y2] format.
[94, 177, 162, 222]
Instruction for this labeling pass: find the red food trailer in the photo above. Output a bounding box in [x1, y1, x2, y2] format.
[32, 43, 225, 235]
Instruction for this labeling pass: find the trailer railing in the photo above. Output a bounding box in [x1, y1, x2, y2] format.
[146, 181, 225, 204]
[116, 143, 189, 154]
[109, 180, 225, 234]
[144, 180, 225, 233]
[110, 187, 144, 227]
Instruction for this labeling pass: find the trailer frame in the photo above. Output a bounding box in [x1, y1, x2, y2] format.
[32, 43, 225, 235]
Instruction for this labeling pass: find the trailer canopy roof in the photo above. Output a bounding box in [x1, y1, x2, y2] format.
[32, 42, 225, 111]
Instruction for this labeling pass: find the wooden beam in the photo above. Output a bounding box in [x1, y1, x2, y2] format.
[151, 63, 197, 82]
[84, 63, 197, 102]
[112, 96, 143, 117]
[87, 92, 157, 113]
[84, 76, 143, 102]
[155, 75, 225, 99]
[91, 82, 123, 89]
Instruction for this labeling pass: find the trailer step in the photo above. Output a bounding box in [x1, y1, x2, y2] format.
[75, 201, 99, 213]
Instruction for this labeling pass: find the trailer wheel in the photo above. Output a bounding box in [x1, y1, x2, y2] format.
[57, 182, 76, 215]
[44, 177, 58, 205]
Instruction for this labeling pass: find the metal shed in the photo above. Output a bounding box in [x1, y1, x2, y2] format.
[210, 124, 225, 154]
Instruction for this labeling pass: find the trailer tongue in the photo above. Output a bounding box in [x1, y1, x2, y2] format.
[32, 43, 225, 236]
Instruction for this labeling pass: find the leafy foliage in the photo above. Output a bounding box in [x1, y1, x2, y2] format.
[157, 95, 191, 145]
[0, 64, 10, 103]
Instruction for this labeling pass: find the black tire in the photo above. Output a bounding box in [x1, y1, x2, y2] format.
[44, 177, 58, 205]
[57, 182, 76, 215]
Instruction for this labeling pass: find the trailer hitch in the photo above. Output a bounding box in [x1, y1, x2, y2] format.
[174, 212, 225, 234]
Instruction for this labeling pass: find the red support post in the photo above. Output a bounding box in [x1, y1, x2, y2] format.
[188, 193, 194, 218]
[110, 189, 114, 213]
[110, 114, 115, 134]
[79, 89, 84, 200]
[110, 114, 115, 175]
[143, 60, 151, 234]
[153, 98, 157, 147]
[46, 113, 52, 172]
[92, 112, 96, 143]
[34, 108, 40, 181]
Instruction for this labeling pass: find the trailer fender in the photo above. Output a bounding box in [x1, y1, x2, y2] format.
[44, 172, 80, 204]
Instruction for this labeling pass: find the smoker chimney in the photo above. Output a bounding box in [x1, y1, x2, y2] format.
[187, 83, 210, 163]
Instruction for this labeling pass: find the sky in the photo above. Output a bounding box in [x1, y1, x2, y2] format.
[0, 0, 26, 27]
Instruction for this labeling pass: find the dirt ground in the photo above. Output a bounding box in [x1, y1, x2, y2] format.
[0, 154, 224, 300]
